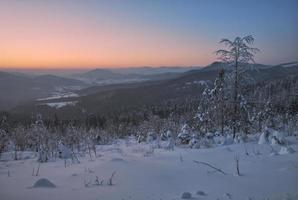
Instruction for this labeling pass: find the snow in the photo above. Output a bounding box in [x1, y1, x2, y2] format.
[279, 146, 295, 155]
[221, 135, 234, 145]
[1, 136, 298, 200]
[259, 129, 287, 146]
[177, 124, 192, 144]
[258, 132, 268, 144]
[193, 80, 211, 86]
[40, 101, 78, 108]
[58, 143, 72, 159]
[281, 62, 298, 68]
[37, 92, 78, 101]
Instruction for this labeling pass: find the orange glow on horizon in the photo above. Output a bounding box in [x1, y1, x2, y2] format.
[1, 22, 213, 69]
[1, 41, 214, 69]
[1, 1, 298, 69]
[0, 1, 215, 69]
[1, 48, 213, 69]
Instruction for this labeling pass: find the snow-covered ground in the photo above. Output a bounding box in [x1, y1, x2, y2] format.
[37, 92, 79, 101]
[39, 101, 78, 108]
[1, 136, 298, 200]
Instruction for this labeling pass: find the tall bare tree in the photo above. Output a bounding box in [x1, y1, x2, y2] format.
[215, 35, 259, 138]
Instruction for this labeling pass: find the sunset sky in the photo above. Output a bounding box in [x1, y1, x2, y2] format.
[0, 0, 297, 69]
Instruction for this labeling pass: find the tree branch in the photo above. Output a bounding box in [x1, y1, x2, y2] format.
[193, 160, 227, 175]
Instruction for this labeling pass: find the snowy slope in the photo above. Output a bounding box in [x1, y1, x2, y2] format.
[0, 136, 298, 200]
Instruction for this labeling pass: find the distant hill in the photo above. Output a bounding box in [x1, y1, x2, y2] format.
[33, 74, 85, 88]
[78, 68, 127, 80]
[73, 67, 185, 85]
[0, 71, 87, 110]
[0, 67, 197, 110]
[278, 61, 298, 68]
[5, 62, 298, 117]
[109, 66, 202, 75]
[201, 61, 272, 71]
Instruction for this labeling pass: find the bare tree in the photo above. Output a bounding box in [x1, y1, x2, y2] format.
[215, 35, 259, 138]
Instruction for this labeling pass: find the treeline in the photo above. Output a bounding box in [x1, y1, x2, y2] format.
[0, 97, 199, 159]
[0, 69, 297, 160]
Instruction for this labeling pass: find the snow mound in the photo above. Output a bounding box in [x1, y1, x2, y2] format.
[33, 178, 56, 188]
[147, 132, 157, 143]
[270, 151, 278, 156]
[259, 129, 287, 145]
[164, 138, 175, 150]
[58, 144, 72, 159]
[200, 138, 212, 148]
[221, 135, 234, 145]
[258, 132, 268, 144]
[279, 146, 295, 155]
[181, 192, 192, 199]
[270, 131, 287, 145]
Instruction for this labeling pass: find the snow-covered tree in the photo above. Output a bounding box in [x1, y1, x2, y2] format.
[0, 116, 9, 155]
[196, 86, 214, 135]
[0, 129, 6, 155]
[210, 69, 227, 135]
[238, 95, 252, 135]
[85, 128, 100, 159]
[11, 124, 27, 160]
[195, 70, 228, 135]
[177, 124, 192, 144]
[29, 114, 50, 162]
[215, 35, 259, 137]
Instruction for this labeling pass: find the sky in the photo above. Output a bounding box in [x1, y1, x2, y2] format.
[0, 0, 297, 69]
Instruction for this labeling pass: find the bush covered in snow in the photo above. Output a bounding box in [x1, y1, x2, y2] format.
[177, 124, 192, 145]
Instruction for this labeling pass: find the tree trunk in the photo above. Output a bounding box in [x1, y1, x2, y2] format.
[221, 102, 224, 135]
[219, 69, 225, 135]
[233, 59, 239, 138]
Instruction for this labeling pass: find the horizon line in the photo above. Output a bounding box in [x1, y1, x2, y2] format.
[1, 60, 296, 71]
[0, 65, 204, 71]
